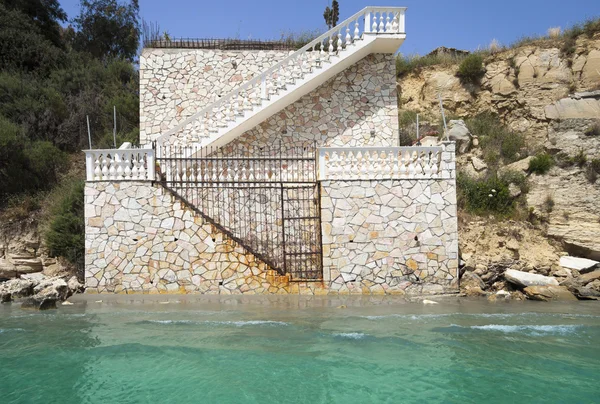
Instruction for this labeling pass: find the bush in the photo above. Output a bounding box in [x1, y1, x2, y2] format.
[456, 54, 485, 84]
[466, 112, 525, 165]
[528, 153, 554, 174]
[457, 172, 515, 215]
[584, 123, 600, 137]
[586, 158, 600, 183]
[45, 180, 85, 267]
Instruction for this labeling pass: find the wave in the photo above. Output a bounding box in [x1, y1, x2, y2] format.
[332, 332, 367, 340]
[362, 312, 600, 321]
[0, 328, 25, 334]
[469, 324, 582, 335]
[138, 319, 288, 327]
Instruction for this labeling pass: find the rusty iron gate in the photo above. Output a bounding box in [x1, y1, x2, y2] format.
[156, 141, 323, 280]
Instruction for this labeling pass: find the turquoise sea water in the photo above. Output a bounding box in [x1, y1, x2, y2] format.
[1, 295, 599, 403]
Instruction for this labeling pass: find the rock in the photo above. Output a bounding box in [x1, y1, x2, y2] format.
[508, 183, 522, 198]
[20, 273, 47, 283]
[545, 97, 600, 120]
[504, 269, 559, 288]
[34, 278, 69, 301]
[20, 297, 57, 310]
[579, 270, 600, 285]
[559, 256, 599, 272]
[446, 120, 471, 153]
[67, 276, 84, 294]
[501, 156, 534, 174]
[0, 259, 17, 278]
[506, 239, 520, 251]
[0, 279, 35, 300]
[1, 292, 11, 303]
[62, 301, 74, 306]
[523, 286, 578, 301]
[488, 290, 511, 302]
[471, 156, 487, 172]
[422, 299, 438, 305]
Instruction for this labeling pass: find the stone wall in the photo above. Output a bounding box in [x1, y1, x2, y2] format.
[320, 166, 458, 295]
[140, 49, 291, 145]
[140, 49, 399, 149]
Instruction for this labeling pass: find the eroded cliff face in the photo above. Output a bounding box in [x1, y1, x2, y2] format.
[398, 34, 600, 261]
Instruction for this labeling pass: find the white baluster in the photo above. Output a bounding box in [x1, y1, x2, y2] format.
[392, 12, 399, 32]
[416, 151, 423, 177]
[124, 153, 132, 179]
[371, 13, 378, 32]
[345, 25, 352, 46]
[108, 155, 117, 180]
[138, 154, 147, 180]
[337, 29, 342, 52]
[399, 152, 407, 177]
[131, 154, 139, 179]
[329, 35, 334, 56]
[378, 13, 384, 33]
[431, 152, 439, 178]
[392, 150, 399, 178]
[94, 155, 101, 180]
[408, 152, 416, 177]
[354, 20, 360, 41]
[385, 12, 391, 32]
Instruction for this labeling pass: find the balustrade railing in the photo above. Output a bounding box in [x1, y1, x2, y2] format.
[317, 146, 454, 180]
[85, 148, 155, 181]
[154, 6, 406, 146]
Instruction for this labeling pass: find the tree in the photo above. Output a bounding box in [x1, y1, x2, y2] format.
[1, 0, 67, 47]
[323, 0, 340, 30]
[73, 0, 140, 61]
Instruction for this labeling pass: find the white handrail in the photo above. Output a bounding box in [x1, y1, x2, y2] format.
[317, 146, 453, 180]
[155, 6, 407, 145]
[84, 148, 155, 181]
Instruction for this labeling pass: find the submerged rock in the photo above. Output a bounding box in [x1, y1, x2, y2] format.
[504, 269, 559, 288]
[20, 297, 57, 310]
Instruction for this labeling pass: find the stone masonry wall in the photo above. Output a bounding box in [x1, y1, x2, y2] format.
[85, 181, 315, 294]
[321, 178, 459, 295]
[140, 49, 399, 149]
[140, 49, 290, 145]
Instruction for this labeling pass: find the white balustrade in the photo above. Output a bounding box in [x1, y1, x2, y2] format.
[85, 148, 155, 181]
[317, 146, 452, 180]
[155, 6, 407, 147]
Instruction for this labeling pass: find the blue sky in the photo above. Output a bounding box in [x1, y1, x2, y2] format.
[60, 0, 598, 55]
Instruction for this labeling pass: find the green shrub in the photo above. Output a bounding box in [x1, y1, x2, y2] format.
[586, 158, 600, 183]
[500, 170, 530, 195]
[584, 123, 600, 137]
[396, 52, 471, 77]
[45, 180, 85, 268]
[528, 153, 554, 174]
[456, 54, 485, 84]
[466, 112, 525, 165]
[457, 172, 514, 215]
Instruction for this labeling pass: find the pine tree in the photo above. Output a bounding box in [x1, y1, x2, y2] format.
[323, 0, 340, 29]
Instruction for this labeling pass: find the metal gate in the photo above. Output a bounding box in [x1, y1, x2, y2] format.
[156, 141, 323, 280]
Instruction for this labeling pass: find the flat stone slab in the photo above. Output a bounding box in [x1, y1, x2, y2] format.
[504, 269, 559, 287]
[560, 256, 599, 272]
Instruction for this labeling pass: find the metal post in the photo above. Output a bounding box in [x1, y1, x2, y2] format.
[86, 115, 92, 149]
[113, 106, 117, 148]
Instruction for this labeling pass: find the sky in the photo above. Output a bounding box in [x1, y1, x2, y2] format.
[59, 0, 599, 55]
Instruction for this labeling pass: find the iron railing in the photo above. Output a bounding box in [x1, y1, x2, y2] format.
[155, 141, 323, 280]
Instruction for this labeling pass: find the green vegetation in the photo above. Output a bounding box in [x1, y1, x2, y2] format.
[585, 122, 600, 137]
[0, 0, 140, 266]
[528, 152, 554, 174]
[586, 158, 600, 183]
[396, 52, 472, 78]
[457, 173, 514, 216]
[45, 180, 85, 270]
[456, 54, 485, 84]
[465, 112, 526, 166]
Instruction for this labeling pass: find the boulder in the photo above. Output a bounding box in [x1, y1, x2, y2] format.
[460, 272, 487, 296]
[523, 286, 578, 301]
[579, 269, 600, 285]
[67, 277, 84, 294]
[446, 120, 471, 153]
[0, 259, 17, 278]
[559, 256, 599, 272]
[20, 297, 57, 310]
[471, 156, 487, 172]
[500, 156, 534, 174]
[508, 183, 522, 198]
[504, 269, 559, 288]
[0, 279, 35, 300]
[33, 278, 69, 300]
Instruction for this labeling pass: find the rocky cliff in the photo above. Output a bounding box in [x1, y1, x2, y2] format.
[398, 33, 600, 267]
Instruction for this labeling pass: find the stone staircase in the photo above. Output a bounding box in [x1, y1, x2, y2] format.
[153, 7, 406, 150]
